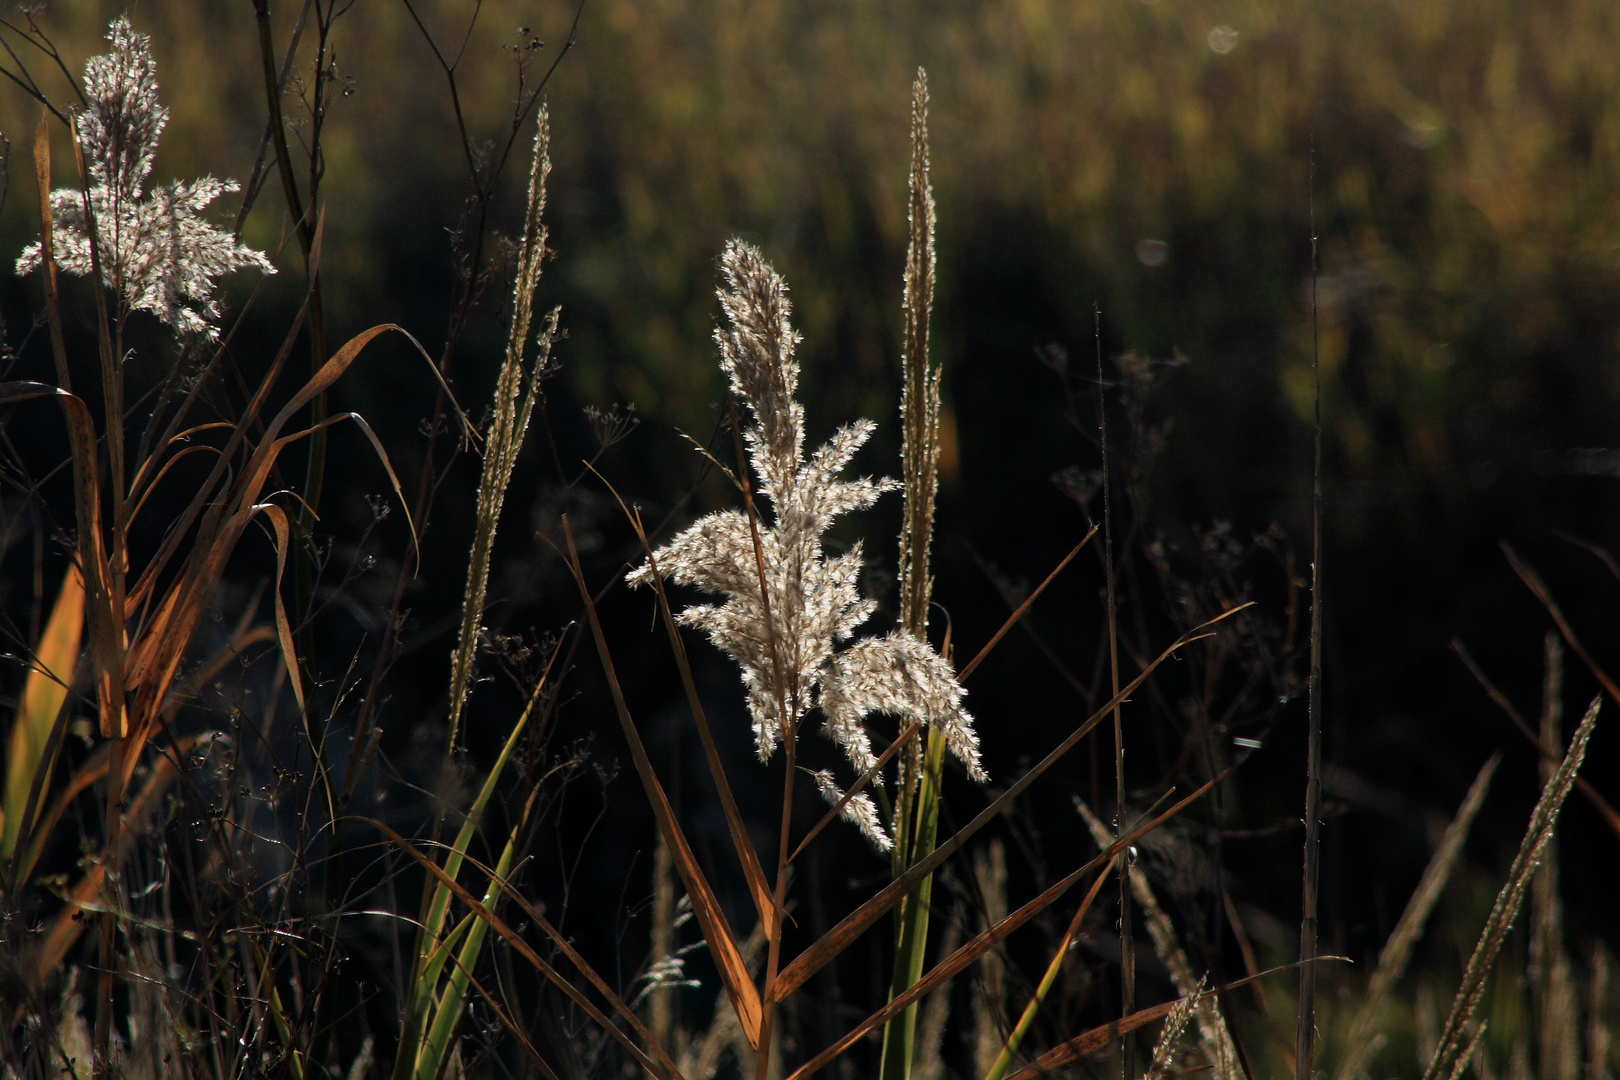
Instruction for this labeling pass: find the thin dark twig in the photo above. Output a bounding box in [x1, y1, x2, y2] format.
[1452, 639, 1620, 844]
[1095, 302, 1133, 1078]
[1297, 131, 1325, 1078]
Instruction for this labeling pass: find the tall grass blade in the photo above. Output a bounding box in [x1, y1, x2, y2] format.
[1075, 798, 1240, 1080]
[415, 794, 537, 1080]
[394, 655, 556, 1080]
[1332, 754, 1499, 1080]
[781, 776, 1222, 1080]
[372, 819, 683, 1080]
[1421, 695, 1600, 1080]
[1532, 634, 1581, 1080]
[772, 609, 1247, 1001]
[2, 562, 83, 858]
[563, 514, 765, 1048]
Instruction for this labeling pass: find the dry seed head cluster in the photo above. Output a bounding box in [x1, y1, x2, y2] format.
[17, 17, 272, 339]
[629, 240, 983, 849]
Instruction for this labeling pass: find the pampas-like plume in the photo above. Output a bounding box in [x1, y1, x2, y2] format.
[628, 240, 984, 807]
[16, 18, 272, 339]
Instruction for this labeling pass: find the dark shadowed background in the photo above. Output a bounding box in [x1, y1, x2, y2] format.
[4, 0, 1620, 1073]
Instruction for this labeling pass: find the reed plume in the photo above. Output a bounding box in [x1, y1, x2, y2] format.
[17, 17, 272, 338]
[628, 238, 983, 853]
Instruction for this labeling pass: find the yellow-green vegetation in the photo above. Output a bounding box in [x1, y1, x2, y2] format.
[4, 0, 1617, 452]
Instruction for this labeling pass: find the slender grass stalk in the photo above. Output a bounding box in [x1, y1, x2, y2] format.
[1094, 299, 1133, 1079]
[881, 67, 945, 1080]
[1532, 634, 1580, 1080]
[1587, 946, 1610, 1080]
[394, 99, 561, 1056]
[649, 829, 677, 1056]
[443, 106, 556, 762]
[913, 906, 962, 1080]
[1298, 134, 1326, 1079]
[1074, 799, 1240, 1080]
[1332, 754, 1499, 1080]
[1421, 696, 1600, 1080]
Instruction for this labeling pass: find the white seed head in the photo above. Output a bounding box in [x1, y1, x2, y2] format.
[630, 240, 985, 830]
[16, 17, 272, 340]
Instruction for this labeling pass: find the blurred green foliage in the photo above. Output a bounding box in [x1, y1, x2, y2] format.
[5, 0, 1618, 494]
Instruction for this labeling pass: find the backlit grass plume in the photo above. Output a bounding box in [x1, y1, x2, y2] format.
[16, 17, 271, 338]
[628, 239, 983, 851]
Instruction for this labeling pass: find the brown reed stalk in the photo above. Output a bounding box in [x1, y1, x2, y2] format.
[1421, 696, 1601, 1080]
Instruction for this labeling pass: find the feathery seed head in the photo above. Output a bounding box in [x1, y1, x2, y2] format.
[629, 241, 984, 849]
[16, 17, 272, 340]
[79, 17, 166, 206]
[811, 769, 892, 853]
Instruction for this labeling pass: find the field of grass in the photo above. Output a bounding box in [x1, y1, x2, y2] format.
[1, 2, 1619, 1078]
